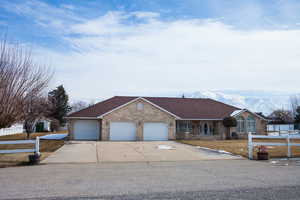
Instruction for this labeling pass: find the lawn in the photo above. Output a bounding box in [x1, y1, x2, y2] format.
[0, 131, 67, 168]
[178, 139, 300, 159]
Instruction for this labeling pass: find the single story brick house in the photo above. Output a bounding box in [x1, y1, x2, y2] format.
[66, 96, 267, 141]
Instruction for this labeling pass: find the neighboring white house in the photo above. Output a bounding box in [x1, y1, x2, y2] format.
[34, 119, 51, 132]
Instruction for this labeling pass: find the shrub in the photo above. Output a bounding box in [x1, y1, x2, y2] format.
[222, 117, 237, 128]
[231, 132, 238, 139]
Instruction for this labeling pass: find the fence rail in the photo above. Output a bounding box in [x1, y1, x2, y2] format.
[0, 126, 24, 136]
[0, 137, 40, 155]
[248, 133, 300, 159]
[267, 124, 294, 132]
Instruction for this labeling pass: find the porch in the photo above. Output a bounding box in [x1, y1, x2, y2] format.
[175, 120, 225, 140]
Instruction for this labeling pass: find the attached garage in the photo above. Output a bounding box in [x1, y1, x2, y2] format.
[73, 120, 100, 140]
[68, 96, 178, 141]
[110, 122, 136, 141]
[143, 122, 168, 141]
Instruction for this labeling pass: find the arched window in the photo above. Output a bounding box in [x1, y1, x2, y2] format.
[204, 123, 208, 135]
[237, 116, 245, 132]
[247, 116, 256, 133]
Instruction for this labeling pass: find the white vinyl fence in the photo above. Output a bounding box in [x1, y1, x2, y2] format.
[248, 133, 300, 159]
[0, 137, 40, 155]
[0, 124, 24, 136]
[267, 124, 295, 135]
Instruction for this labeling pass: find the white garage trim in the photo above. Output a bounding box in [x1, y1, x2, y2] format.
[143, 122, 169, 141]
[73, 120, 100, 140]
[231, 109, 267, 120]
[110, 122, 136, 141]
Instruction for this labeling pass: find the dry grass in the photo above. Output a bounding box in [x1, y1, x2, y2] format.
[0, 130, 68, 141]
[0, 132, 67, 168]
[178, 139, 300, 159]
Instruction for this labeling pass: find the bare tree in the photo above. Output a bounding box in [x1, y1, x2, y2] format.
[290, 95, 300, 117]
[69, 101, 89, 113]
[0, 37, 52, 129]
[23, 97, 52, 137]
[69, 100, 95, 114]
[268, 109, 294, 124]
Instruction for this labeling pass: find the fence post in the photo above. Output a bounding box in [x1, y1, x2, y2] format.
[248, 133, 253, 159]
[287, 134, 291, 158]
[35, 137, 40, 156]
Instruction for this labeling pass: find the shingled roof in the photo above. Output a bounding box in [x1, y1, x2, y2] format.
[67, 96, 240, 119]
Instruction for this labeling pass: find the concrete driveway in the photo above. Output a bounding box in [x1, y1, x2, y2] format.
[42, 141, 241, 164]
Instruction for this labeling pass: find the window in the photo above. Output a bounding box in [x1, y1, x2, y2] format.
[176, 121, 192, 132]
[204, 123, 208, 135]
[237, 116, 245, 132]
[209, 125, 214, 135]
[247, 116, 256, 133]
[137, 103, 144, 111]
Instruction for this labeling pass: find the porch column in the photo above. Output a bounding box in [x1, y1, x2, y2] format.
[217, 121, 226, 139]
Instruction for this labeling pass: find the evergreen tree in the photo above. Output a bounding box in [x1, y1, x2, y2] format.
[223, 117, 237, 139]
[48, 85, 71, 125]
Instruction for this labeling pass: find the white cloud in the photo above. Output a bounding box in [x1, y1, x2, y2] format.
[3, 1, 300, 100]
[61, 4, 75, 10]
[70, 12, 129, 36]
[32, 12, 300, 100]
[132, 11, 160, 19]
[1, 0, 83, 32]
[69, 11, 163, 36]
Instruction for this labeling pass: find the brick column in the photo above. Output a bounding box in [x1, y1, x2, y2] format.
[101, 120, 109, 141]
[137, 121, 143, 141]
[67, 120, 74, 140]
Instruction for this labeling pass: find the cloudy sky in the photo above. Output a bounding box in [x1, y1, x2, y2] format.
[1, 0, 300, 100]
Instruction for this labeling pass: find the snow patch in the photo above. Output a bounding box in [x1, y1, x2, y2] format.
[40, 134, 68, 140]
[196, 146, 242, 157]
[231, 110, 243, 117]
[157, 145, 175, 150]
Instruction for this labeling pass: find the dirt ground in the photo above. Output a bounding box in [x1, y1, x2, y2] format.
[0, 132, 66, 168]
[178, 139, 300, 159]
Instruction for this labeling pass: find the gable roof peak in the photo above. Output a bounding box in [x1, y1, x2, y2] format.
[67, 95, 243, 120]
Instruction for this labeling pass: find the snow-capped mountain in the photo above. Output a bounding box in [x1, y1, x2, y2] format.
[180, 90, 294, 115]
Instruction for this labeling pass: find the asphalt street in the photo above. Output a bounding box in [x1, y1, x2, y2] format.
[0, 160, 300, 200]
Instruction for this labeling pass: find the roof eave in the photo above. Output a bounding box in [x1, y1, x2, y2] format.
[177, 118, 222, 121]
[65, 117, 99, 120]
[231, 109, 268, 121]
[97, 97, 181, 119]
[96, 97, 141, 119]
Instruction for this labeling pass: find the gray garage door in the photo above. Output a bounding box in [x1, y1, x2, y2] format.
[110, 122, 136, 141]
[74, 120, 100, 140]
[143, 122, 168, 141]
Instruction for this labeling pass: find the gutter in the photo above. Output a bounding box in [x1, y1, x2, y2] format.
[65, 117, 99, 120]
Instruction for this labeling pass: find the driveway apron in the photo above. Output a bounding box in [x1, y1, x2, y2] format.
[42, 141, 242, 164]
